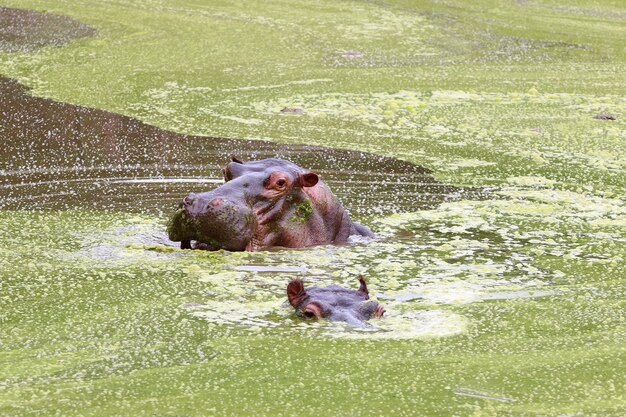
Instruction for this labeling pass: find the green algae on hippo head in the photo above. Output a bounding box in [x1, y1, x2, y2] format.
[168, 194, 256, 251]
[168, 158, 375, 251]
[166, 208, 205, 247]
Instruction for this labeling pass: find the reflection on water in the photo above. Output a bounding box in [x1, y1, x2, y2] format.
[0, 77, 484, 216]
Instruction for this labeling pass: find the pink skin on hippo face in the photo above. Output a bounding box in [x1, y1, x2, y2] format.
[287, 277, 385, 327]
[167, 157, 374, 251]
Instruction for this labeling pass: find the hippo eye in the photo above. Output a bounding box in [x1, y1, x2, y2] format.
[302, 303, 324, 319]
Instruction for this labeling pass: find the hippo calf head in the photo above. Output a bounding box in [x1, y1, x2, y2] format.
[168, 157, 374, 251]
[287, 277, 385, 327]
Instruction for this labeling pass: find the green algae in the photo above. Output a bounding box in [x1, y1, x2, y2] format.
[293, 199, 314, 223]
[165, 207, 193, 242]
[1, 0, 626, 415]
[1, 202, 624, 414]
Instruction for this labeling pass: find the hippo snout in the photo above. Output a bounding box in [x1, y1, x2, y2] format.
[179, 193, 197, 209]
[169, 192, 255, 251]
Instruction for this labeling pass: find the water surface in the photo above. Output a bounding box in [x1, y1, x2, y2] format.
[0, 1, 624, 416]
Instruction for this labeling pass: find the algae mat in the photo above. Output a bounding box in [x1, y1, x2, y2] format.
[1, 1, 625, 416]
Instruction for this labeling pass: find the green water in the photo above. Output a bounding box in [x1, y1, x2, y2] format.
[1, 0, 625, 415]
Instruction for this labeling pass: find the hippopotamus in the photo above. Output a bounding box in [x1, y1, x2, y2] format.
[167, 157, 374, 251]
[287, 277, 385, 326]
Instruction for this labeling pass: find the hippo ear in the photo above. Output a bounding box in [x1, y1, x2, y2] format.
[287, 279, 307, 307]
[357, 275, 370, 299]
[299, 172, 319, 188]
[230, 156, 244, 164]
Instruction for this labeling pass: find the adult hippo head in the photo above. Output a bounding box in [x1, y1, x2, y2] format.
[167, 157, 375, 251]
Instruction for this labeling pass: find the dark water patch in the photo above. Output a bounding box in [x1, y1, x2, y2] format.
[0, 77, 485, 216]
[0, 7, 97, 52]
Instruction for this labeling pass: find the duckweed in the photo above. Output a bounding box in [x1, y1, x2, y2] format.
[1, 0, 625, 415]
